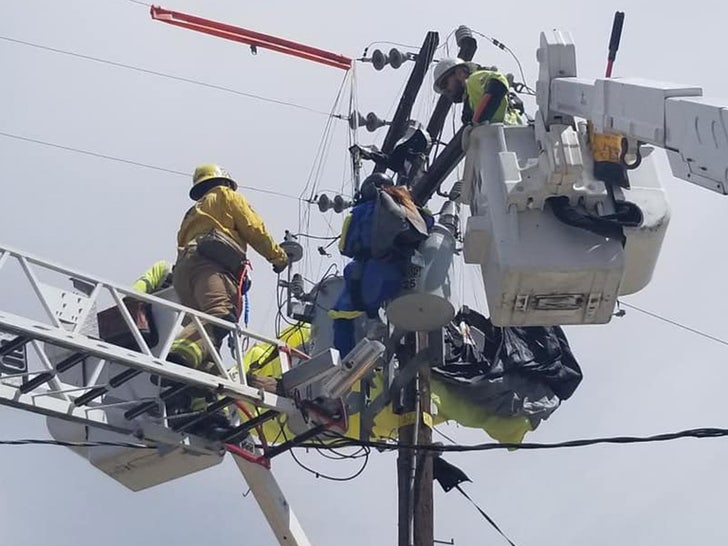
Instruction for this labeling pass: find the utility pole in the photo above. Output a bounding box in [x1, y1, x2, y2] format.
[397, 332, 434, 546]
[395, 27, 476, 544]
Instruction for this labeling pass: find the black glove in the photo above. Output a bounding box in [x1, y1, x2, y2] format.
[272, 255, 289, 274]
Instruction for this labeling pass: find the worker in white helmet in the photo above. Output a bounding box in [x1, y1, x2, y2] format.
[166, 163, 288, 437]
[433, 58, 522, 125]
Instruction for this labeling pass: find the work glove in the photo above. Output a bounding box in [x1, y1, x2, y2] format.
[272, 255, 289, 274]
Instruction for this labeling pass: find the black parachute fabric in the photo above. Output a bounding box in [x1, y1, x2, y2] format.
[433, 306, 583, 428]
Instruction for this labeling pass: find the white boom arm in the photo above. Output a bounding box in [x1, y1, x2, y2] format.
[539, 30, 728, 194]
[232, 454, 313, 546]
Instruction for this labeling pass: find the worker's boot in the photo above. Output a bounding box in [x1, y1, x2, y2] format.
[167, 391, 236, 441]
[163, 389, 195, 430]
[199, 410, 237, 441]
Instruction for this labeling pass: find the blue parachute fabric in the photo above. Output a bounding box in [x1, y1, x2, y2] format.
[340, 200, 376, 259]
[359, 259, 404, 315]
[333, 318, 356, 357]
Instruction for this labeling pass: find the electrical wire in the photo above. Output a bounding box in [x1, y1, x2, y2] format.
[9, 425, 728, 453]
[0, 439, 154, 448]
[438, 28, 458, 52]
[618, 302, 728, 348]
[289, 443, 370, 482]
[0, 36, 336, 118]
[300, 73, 350, 202]
[294, 233, 341, 241]
[360, 41, 420, 58]
[297, 71, 350, 279]
[313, 443, 369, 461]
[298, 426, 728, 453]
[471, 31, 536, 95]
[279, 422, 371, 482]
[0, 130, 310, 202]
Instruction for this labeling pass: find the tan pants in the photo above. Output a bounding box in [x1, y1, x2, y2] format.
[170, 247, 239, 370]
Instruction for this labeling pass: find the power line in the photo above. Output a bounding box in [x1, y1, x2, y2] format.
[6, 426, 728, 454]
[0, 130, 311, 202]
[301, 426, 728, 453]
[0, 439, 154, 448]
[619, 302, 728, 348]
[294, 233, 340, 241]
[0, 35, 335, 118]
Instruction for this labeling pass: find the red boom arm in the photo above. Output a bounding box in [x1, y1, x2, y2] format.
[150, 5, 352, 71]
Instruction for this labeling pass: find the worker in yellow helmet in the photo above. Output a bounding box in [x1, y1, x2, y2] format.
[166, 164, 289, 437]
[433, 58, 523, 126]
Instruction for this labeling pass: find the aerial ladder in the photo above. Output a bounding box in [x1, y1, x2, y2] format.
[3, 10, 728, 545]
[0, 241, 383, 546]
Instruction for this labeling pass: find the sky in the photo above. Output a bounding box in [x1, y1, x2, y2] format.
[2, 0, 728, 545]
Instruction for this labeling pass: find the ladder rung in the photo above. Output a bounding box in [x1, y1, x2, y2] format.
[109, 368, 142, 388]
[56, 352, 86, 373]
[223, 409, 279, 443]
[0, 335, 29, 356]
[19, 372, 53, 394]
[124, 383, 188, 420]
[19, 353, 86, 394]
[73, 386, 108, 407]
[74, 368, 142, 406]
[175, 396, 235, 433]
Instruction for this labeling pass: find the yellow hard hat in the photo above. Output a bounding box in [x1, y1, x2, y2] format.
[190, 163, 238, 200]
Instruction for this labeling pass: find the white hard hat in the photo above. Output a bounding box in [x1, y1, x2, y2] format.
[433, 57, 469, 94]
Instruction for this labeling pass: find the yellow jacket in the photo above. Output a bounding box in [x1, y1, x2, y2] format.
[177, 186, 287, 267]
[132, 260, 173, 294]
[465, 69, 522, 125]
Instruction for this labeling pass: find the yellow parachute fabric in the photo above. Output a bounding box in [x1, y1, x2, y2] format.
[233, 325, 532, 445]
[430, 380, 533, 445]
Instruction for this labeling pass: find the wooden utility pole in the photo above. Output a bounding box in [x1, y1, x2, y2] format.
[397, 332, 434, 546]
[366, 24, 470, 546]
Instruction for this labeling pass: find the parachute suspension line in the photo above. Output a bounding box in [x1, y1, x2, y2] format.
[347, 61, 361, 193]
[437, 28, 458, 53]
[298, 71, 350, 279]
[414, 62, 436, 127]
[299, 71, 350, 203]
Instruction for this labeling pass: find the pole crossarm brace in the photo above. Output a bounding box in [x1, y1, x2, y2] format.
[150, 5, 352, 71]
[412, 125, 466, 206]
[374, 31, 439, 173]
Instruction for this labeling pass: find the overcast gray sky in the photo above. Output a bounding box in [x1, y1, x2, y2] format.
[2, 1, 728, 545]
